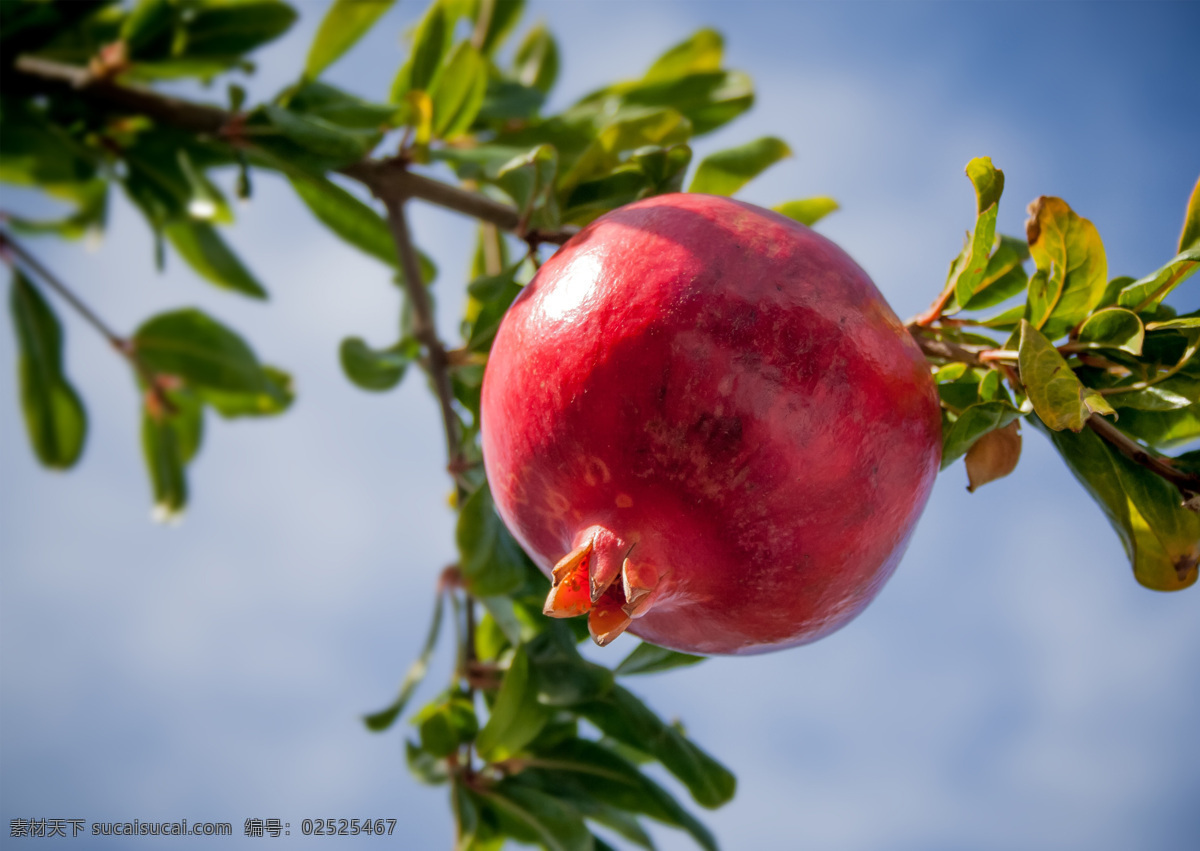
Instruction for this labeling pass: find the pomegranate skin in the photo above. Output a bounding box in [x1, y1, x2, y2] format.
[480, 193, 941, 655]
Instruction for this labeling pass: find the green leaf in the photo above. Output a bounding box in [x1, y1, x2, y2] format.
[477, 79, 545, 122]
[456, 484, 530, 596]
[615, 642, 706, 677]
[473, 0, 524, 56]
[949, 157, 1004, 309]
[339, 336, 419, 392]
[431, 42, 489, 139]
[619, 70, 753, 137]
[1041, 423, 1199, 591]
[304, 0, 397, 80]
[1025, 196, 1108, 340]
[286, 81, 397, 129]
[163, 219, 267, 298]
[561, 108, 691, 194]
[481, 780, 592, 851]
[141, 389, 203, 523]
[406, 738, 450, 785]
[134, 309, 268, 393]
[0, 97, 97, 188]
[414, 694, 479, 758]
[688, 136, 791, 197]
[365, 590, 446, 731]
[513, 23, 559, 93]
[526, 628, 614, 707]
[529, 739, 719, 851]
[578, 686, 735, 809]
[496, 144, 559, 229]
[287, 174, 394, 266]
[1116, 405, 1200, 450]
[1018, 320, 1114, 431]
[631, 144, 692, 197]
[121, 0, 176, 58]
[251, 104, 378, 170]
[199, 364, 293, 417]
[394, 0, 449, 99]
[1076, 307, 1145, 355]
[173, 0, 296, 59]
[8, 270, 88, 469]
[1116, 248, 1200, 314]
[643, 28, 723, 82]
[957, 235, 1029, 312]
[475, 646, 552, 762]
[1178, 174, 1200, 253]
[940, 401, 1022, 469]
[772, 197, 839, 227]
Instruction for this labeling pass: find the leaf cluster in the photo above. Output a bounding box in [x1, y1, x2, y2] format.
[916, 158, 1200, 590]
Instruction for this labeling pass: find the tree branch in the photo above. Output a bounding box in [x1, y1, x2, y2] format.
[380, 196, 466, 491]
[1086, 414, 1200, 504]
[11, 55, 580, 244]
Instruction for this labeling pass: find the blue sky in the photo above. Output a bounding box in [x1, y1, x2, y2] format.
[2, 1, 1199, 849]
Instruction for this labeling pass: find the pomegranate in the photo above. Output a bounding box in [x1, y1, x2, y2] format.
[480, 193, 941, 655]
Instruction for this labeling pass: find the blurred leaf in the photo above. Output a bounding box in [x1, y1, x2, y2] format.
[496, 144, 559, 228]
[513, 23, 559, 93]
[940, 400, 1021, 469]
[529, 738, 718, 851]
[340, 336, 419, 392]
[467, 272, 523, 353]
[772, 197, 839, 227]
[473, 0, 524, 56]
[406, 739, 450, 785]
[965, 419, 1021, 492]
[175, 0, 296, 59]
[1178, 174, 1200, 253]
[477, 79, 545, 122]
[121, 0, 175, 58]
[453, 781, 481, 849]
[950, 157, 1004, 310]
[526, 627, 614, 707]
[134, 309, 268, 393]
[561, 108, 691, 193]
[1076, 307, 1144, 355]
[1116, 248, 1200, 314]
[251, 104, 379, 170]
[304, 0, 397, 80]
[6, 180, 109, 240]
[643, 28, 723, 82]
[392, 0, 449, 100]
[287, 174, 395, 266]
[0, 97, 97, 188]
[615, 642, 705, 677]
[631, 144, 692, 197]
[0, 0, 116, 56]
[578, 686, 735, 809]
[619, 70, 753, 137]
[480, 780, 591, 851]
[163, 219, 267, 298]
[365, 590, 446, 731]
[1043, 423, 1199, 591]
[414, 694, 479, 758]
[200, 364, 293, 417]
[141, 388, 203, 522]
[457, 483, 529, 597]
[287, 80, 397, 129]
[431, 42, 489, 139]
[688, 136, 790, 197]
[8, 270, 88, 469]
[475, 646, 552, 761]
[1018, 320, 1114, 431]
[1025, 196, 1108, 340]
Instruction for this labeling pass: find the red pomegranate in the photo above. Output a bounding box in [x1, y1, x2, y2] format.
[480, 193, 940, 655]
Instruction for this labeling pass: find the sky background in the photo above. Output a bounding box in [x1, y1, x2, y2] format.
[3, 1, 1200, 849]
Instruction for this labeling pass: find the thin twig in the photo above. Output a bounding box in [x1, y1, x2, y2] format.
[10, 55, 579, 244]
[0, 229, 126, 349]
[380, 196, 466, 493]
[1086, 414, 1200, 503]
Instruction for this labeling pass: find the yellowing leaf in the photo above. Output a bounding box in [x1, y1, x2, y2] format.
[1019, 320, 1114, 431]
[1025, 196, 1107, 340]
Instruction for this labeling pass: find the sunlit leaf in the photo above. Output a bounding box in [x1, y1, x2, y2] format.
[1025, 196, 1108, 340]
[304, 0, 397, 80]
[688, 136, 791, 197]
[1076, 307, 1144, 355]
[772, 196, 839, 227]
[643, 28, 723, 82]
[1019, 320, 1114, 431]
[615, 642, 705, 677]
[513, 23, 559, 94]
[431, 42, 488, 139]
[1177, 174, 1200, 253]
[1116, 248, 1200, 314]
